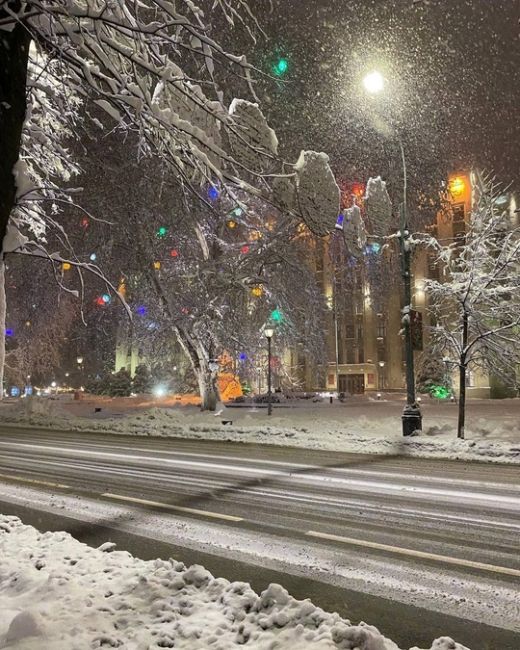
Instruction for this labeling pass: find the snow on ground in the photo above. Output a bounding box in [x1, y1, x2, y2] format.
[3, 482, 518, 634]
[1, 396, 520, 464]
[0, 514, 469, 650]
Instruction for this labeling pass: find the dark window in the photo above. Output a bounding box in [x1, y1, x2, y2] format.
[452, 203, 465, 222]
[345, 320, 355, 339]
[453, 220, 466, 237]
[427, 252, 439, 280]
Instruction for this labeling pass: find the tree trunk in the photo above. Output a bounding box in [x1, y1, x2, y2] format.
[0, 3, 31, 244]
[458, 356, 466, 439]
[176, 332, 220, 412]
[457, 311, 469, 439]
[0, 262, 5, 400]
[0, 5, 30, 403]
[195, 362, 219, 412]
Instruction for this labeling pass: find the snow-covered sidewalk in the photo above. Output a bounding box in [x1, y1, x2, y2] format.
[0, 514, 468, 650]
[1, 397, 519, 464]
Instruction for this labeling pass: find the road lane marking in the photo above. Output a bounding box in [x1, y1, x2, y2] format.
[306, 530, 520, 578]
[102, 492, 243, 522]
[0, 472, 70, 489]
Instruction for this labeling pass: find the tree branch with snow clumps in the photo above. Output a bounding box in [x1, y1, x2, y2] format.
[1, 0, 340, 244]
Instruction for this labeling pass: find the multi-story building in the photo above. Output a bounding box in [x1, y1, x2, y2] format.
[287, 172, 518, 398]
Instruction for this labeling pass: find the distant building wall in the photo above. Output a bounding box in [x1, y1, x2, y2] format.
[287, 172, 517, 398]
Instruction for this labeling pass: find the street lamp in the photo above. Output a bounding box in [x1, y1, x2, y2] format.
[363, 70, 385, 94]
[443, 357, 452, 392]
[362, 71, 422, 436]
[264, 327, 274, 416]
[378, 361, 385, 391]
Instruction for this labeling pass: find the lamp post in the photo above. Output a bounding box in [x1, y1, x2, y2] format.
[363, 71, 422, 436]
[378, 361, 385, 390]
[442, 357, 453, 396]
[264, 327, 274, 416]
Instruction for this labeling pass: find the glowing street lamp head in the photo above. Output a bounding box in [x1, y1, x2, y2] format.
[363, 70, 385, 94]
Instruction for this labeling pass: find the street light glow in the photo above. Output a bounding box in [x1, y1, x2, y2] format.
[363, 70, 385, 94]
[152, 385, 167, 398]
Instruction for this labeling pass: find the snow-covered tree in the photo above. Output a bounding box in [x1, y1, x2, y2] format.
[113, 179, 327, 410]
[1, 0, 340, 398]
[425, 173, 520, 438]
[3, 258, 80, 387]
[0, 0, 340, 244]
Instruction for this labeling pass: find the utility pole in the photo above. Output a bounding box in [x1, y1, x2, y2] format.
[333, 275, 340, 396]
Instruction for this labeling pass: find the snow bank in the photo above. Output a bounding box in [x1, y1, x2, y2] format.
[1, 399, 519, 464]
[0, 515, 468, 650]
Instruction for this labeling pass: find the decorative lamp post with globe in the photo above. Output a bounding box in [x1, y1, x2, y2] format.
[362, 70, 422, 436]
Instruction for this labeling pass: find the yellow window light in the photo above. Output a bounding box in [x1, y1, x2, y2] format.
[449, 176, 465, 197]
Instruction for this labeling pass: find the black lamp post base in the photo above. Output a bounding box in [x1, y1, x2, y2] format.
[402, 403, 422, 437]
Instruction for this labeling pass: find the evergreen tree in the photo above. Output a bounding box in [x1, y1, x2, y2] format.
[132, 365, 152, 394]
[85, 376, 103, 396]
[416, 350, 448, 395]
[107, 369, 132, 397]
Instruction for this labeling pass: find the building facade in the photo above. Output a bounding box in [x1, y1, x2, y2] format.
[287, 173, 518, 398]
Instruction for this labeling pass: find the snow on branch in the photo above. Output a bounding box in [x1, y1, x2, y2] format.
[294, 151, 341, 237]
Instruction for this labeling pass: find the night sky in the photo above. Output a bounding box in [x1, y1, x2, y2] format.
[244, 0, 520, 197]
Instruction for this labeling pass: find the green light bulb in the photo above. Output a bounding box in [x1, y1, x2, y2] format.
[271, 308, 283, 323]
[273, 58, 288, 76]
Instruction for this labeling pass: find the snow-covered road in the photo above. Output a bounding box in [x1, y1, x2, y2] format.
[0, 427, 518, 648]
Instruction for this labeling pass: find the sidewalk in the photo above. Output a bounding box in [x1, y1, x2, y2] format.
[1, 395, 519, 464]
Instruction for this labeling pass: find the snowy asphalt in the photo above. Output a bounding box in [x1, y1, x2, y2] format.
[0, 426, 518, 649]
